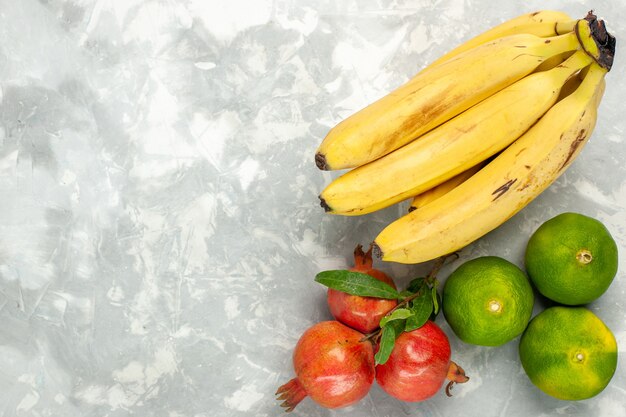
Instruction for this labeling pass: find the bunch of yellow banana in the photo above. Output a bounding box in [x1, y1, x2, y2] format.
[316, 11, 616, 264]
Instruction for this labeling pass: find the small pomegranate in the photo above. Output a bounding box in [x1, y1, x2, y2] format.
[375, 320, 469, 402]
[327, 245, 398, 333]
[276, 321, 375, 412]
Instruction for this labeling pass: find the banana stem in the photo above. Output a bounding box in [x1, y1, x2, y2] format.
[574, 63, 608, 99]
[555, 19, 578, 35]
[575, 12, 616, 70]
[560, 49, 593, 69]
[542, 31, 581, 57]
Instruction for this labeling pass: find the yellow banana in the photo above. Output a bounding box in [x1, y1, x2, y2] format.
[319, 50, 593, 216]
[408, 162, 485, 212]
[315, 30, 582, 171]
[383, 56, 579, 215]
[428, 11, 575, 68]
[315, 16, 576, 170]
[373, 62, 607, 264]
[406, 68, 600, 218]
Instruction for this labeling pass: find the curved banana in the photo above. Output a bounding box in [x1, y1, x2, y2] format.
[315, 30, 582, 171]
[428, 11, 575, 68]
[373, 63, 607, 264]
[408, 162, 485, 212]
[319, 50, 593, 216]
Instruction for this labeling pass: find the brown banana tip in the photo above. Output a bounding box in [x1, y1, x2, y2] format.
[319, 196, 331, 212]
[582, 11, 616, 70]
[407, 206, 416, 213]
[315, 153, 328, 170]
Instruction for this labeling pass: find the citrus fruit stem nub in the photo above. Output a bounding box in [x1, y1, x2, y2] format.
[575, 352, 585, 362]
[489, 300, 502, 313]
[576, 249, 593, 265]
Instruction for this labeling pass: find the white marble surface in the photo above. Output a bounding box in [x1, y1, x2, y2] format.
[0, 0, 625, 416]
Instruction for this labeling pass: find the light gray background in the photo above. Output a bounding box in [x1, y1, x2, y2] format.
[0, 0, 625, 416]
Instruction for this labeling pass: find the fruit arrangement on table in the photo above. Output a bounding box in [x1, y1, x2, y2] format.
[276, 9, 620, 413]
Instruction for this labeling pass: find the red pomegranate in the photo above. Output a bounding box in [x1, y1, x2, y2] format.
[327, 245, 398, 333]
[276, 321, 376, 411]
[375, 320, 469, 402]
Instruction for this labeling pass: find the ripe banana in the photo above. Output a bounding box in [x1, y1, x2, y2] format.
[408, 163, 485, 212]
[373, 62, 607, 264]
[319, 49, 593, 216]
[428, 10, 575, 68]
[315, 21, 583, 171]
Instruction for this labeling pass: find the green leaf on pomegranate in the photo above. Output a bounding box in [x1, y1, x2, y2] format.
[405, 292, 433, 332]
[314, 270, 401, 299]
[374, 320, 405, 365]
[379, 308, 413, 328]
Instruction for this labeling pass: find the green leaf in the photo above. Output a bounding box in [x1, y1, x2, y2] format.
[406, 277, 426, 293]
[429, 290, 442, 321]
[379, 308, 413, 328]
[315, 270, 401, 299]
[405, 292, 433, 332]
[398, 290, 414, 298]
[374, 320, 405, 365]
[431, 286, 440, 315]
